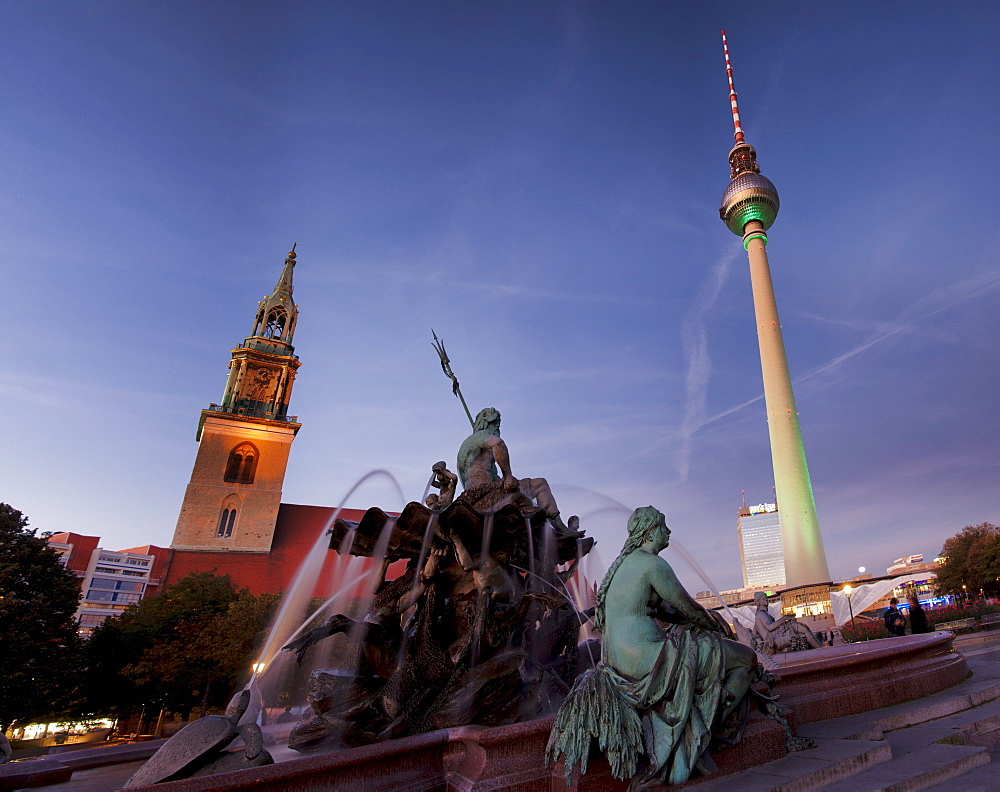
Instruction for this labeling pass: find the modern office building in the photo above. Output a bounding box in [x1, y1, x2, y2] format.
[47, 532, 170, 637]
[737, 501, 785, 589]
[718, 32, 831, 587]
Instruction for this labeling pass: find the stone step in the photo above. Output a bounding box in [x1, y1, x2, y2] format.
[798, 656, 1000, 743]
[818, 742, 989, 791]
[959, 726, 1000, 748]
[684, 737, 891, 792]
[804, 667, 1000, 791]
[0, 758, 74, 791]
[692, 653, 1000, 792]
[921, 737, 1000, 791]
[907, 698, 1000, 745]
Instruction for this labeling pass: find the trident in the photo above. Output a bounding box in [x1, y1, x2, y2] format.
[431, 329, 474, 429]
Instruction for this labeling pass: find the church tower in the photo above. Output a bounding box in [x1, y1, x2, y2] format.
[171, 246, 303, 553]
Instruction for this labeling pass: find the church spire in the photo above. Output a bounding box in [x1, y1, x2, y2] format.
[250, 245, 299, 347]
[216, 247, 303, 420]
[172, 246, 304, 555]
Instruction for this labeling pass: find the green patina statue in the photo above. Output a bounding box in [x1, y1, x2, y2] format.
[546, 506, 758, 787]
[456, 407, 578, 537]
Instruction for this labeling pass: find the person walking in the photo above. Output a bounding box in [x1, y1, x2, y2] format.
[884, 597, 907, 637]
[908, 595, 929, 634]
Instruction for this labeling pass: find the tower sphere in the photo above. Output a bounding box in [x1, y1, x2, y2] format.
[720, 171, 780, 236]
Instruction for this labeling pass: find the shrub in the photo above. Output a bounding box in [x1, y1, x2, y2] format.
[923, 601, 1000, 630]
[840, 618, 889, 643]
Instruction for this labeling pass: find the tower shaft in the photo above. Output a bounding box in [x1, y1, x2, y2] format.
[744, 221, 829, 585]
[719, 31, 831, 587]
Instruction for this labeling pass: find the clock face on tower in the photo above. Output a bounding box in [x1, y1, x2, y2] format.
[246, 366, 276, 402]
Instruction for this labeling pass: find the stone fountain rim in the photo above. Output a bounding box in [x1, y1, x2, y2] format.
[770, 631, 955, 675]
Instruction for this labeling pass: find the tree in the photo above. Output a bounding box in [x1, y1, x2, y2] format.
[0, 504, 85, 732]
[935, 523, 1000, 596]
[965, 533, 1000, 596]
[84, 572, 278, 720]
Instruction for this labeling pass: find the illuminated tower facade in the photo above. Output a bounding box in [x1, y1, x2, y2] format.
[718, 32, 831, 586]
[171, 247, 303, 553]
[737, 500, 785, 589]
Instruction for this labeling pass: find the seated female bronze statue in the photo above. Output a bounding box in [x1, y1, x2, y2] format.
[547, 506, 758, 786]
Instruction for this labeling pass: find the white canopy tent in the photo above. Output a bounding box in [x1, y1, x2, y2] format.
[717, 602, 782, 630]
[829, 573, 931, 626]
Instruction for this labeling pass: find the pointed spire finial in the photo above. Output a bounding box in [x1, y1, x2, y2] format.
[287, 243, 297, 260]
[719, 30, 763, 185]
[721, 30, 745, 146]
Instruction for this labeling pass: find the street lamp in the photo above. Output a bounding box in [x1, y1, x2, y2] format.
[844, 584, 855, 631]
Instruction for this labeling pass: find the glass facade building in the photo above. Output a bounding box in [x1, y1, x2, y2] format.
[737, 503, 786, 589]
[74, 550, 154, 637]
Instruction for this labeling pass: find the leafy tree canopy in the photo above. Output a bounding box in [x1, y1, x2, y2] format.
[0, 503, 84, 732]
[935, 522, 1000, 596]
[84, 572, 279, 720]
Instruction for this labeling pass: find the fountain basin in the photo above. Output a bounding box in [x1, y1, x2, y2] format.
[126, 633, 968, 791]
[769, 631, 968, 724]
[125, 712, 787, 791]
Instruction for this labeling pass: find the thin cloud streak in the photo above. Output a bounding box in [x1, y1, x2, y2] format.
[308, 258, 658, 307]
[647, 265, 1000, 454]
[675, 247, 737, 479]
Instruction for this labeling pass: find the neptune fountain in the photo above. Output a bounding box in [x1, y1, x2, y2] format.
[121, 341, 966, 790]
[124, 399, 797, 789]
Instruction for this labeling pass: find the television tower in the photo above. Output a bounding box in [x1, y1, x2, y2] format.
[718, 31, 831, 586]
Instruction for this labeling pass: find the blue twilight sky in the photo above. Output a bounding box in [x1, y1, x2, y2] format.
[2, 2, 999, 595]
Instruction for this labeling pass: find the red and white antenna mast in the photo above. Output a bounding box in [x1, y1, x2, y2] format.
[721, 30, 745, 146]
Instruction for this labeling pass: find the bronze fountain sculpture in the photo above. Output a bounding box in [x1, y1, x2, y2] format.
[282, 405, 595, 750]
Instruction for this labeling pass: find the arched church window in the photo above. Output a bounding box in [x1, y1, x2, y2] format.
[217, 509, 231, 537]
[216, 507, 238, 538]
[263, 309, 287, 340]
[224, 443, 258, 484]
[225, 453, 243, 482]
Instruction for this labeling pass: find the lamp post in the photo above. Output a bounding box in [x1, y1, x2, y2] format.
[844, 584, 855, 632]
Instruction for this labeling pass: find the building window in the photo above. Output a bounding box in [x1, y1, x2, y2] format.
[263, 309, 287, 339]
[217, 508, 237, 538]
[224, 443, 258, 484]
